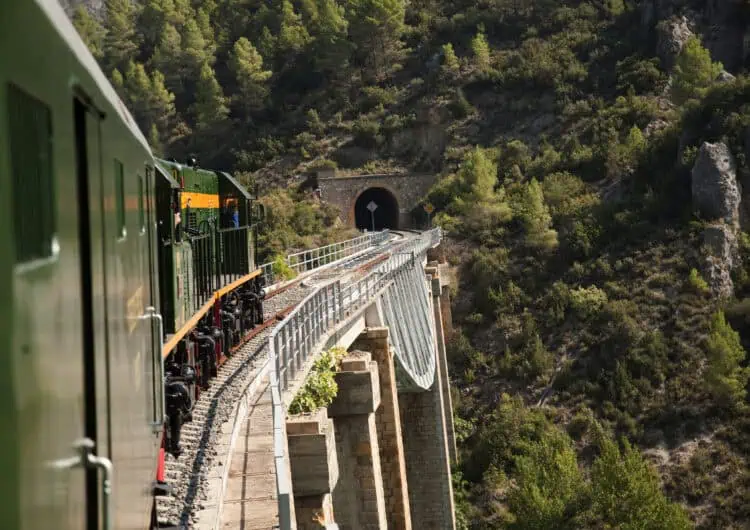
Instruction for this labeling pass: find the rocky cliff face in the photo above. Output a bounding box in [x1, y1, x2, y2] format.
[656, 16, 693, 70]
[640, 0, 750, 72]
[692, 141, 741, 297]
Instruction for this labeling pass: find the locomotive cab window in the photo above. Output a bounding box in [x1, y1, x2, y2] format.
[8, 83, 57, 266]
[114, 159, 126, 239]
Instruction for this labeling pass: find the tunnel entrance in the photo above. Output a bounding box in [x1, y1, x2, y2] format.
[354, 187, 400, 230]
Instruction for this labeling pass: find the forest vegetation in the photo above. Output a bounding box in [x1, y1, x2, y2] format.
[65, 0, 750, 527]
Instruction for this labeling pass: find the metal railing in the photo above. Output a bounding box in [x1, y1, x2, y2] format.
[259, 230, 390, 286]
[217, 226, 250, 287]
[268, 228, 441, 528]
[190, 232, 217, 309]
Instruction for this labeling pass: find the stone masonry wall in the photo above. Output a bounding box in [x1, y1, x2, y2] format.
[351, 328, 413, 530]
[329, 353, 388, 530]
[318, 174, 437, 228]
[397, 270, 456, 529]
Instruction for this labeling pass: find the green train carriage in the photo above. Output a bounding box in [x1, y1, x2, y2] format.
[1, 1, 267, 528]
[152, 158, 266, 463]
[2, 0, 164, 528]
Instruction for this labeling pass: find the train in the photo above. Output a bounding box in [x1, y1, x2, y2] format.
[1, 1, 269, 528]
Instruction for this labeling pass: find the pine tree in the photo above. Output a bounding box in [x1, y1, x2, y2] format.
[507, 430, 586, 529]
[196, 8, 217, 57]
[137, 0, 169, 57]
[72, 6, 106, 61]
[257, 26, 277, 61]
[591, 437, 692, 529]
[151, 23, 184, 96]
[671, 36, 723, 105]
[309, 0, 350, 74]
[182, 19, 212, 76]
[471, 30, 490, 73]
[103, 0, 140, 73]
[110, 68, 125, 98]
[457, 147, 496, 202]
[705, 310, 749, 407]
[149, 70, 177, 144]
[278, 0, 312, 56]
[516, 179, 559, 251]
[441, 43, 459, 73]
[347, 0, 405, 80]
[230, 38, 272, 109]
[192, 62, 229, 130]
[123, 61, 152, 121]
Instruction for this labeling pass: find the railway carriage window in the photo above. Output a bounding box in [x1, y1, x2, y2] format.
[114, 159, 126, 239]
[138, 174, 145, 234]
[7, 83, 57, 265]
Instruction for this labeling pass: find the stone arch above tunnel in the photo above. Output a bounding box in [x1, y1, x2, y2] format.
[353, 187, 400, 230]
[317, 173, 438, 230]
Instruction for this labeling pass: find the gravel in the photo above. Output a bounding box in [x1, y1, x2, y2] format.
[154, 234, 410, 527]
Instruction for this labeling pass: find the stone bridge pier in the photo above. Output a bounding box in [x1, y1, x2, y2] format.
[283, 255, 456, 529]
[317, 173, 437, 230]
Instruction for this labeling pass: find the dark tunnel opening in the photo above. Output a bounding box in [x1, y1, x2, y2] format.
[354, 187, 400, 231]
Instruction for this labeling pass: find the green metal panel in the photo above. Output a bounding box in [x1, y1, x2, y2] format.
[0, 46, 20, 530]
[174, 242, 194, 331]
[156, 158, 220, 231]
[2, 1, 162, 528]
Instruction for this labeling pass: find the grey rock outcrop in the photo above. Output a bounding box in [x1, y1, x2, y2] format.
[702, 224, 737, 298]
[716, 70, 736, 83]
[656, 16, 693, 70]
[691, 142, 741, 297]
[691, 142, 740, 225]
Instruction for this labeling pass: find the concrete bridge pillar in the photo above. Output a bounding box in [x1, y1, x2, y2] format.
[287, 410, 339, 529]
[396, 268, 456, 529]
[426, 266, 457, 464]
[351, 328, 412, 530]
[328, 353, 388, 529]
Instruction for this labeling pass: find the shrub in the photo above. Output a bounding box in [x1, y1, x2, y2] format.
[288, 347, 347, 414]
[569, 285, 608, 319]
[352, 117, 383, 147]
[513, 179, 559, 251]
[507, 428, 586, 530]
[442, 43, 459, 72]
[688, 268, 709, 293]
[471, 30, 491, 73]
[272, 254, 297, 280]
[671, 35, 723, 105]
[306, 108, 324, 136]
[590, 436, 692, 529]
[705, 310, 750, 407]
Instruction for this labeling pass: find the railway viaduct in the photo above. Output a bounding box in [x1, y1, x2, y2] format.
[316, 171, 438, 230]
[188, 230, 457, 530]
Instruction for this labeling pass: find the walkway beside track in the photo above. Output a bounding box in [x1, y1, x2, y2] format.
[157, 231, 411, 529]
[206, 229, 447, 530]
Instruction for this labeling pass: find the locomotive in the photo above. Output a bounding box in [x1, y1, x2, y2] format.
[1, 1, 267, 528]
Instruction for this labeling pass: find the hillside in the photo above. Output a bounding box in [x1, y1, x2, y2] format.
[66, 0, 750, 528]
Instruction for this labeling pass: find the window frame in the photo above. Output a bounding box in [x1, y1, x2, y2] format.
[138, 173, 146, 235]
[114, 159, 127, 241]
[8, 82, 59, 269]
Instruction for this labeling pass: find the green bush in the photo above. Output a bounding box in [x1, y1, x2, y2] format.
[272, 254, 297, 280]
[688, 268, 709, 293]
[569, 285, 608, 320]
[705, 311, 750, 407]
[671, 35, 723, 105]
[288, 347, 348, 414]
[352, 117, 383, 148]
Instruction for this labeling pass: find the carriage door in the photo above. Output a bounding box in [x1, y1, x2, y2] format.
[73, 94, 114, 530]
[143, 165, 164, 442]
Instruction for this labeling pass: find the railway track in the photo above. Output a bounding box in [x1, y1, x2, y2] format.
[155, 232, 411, 528]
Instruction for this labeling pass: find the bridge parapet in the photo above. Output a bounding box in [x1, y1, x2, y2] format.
[269, 228, 442, 528]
